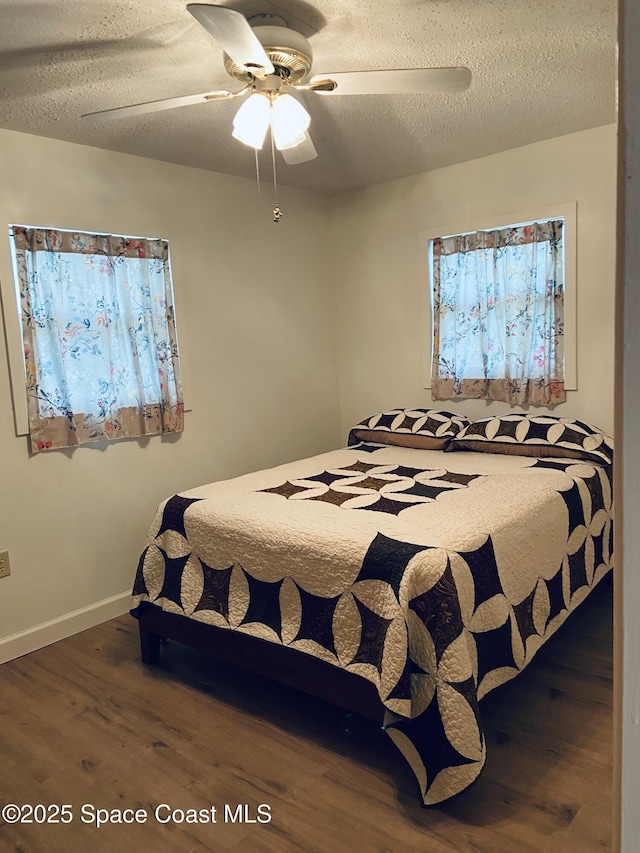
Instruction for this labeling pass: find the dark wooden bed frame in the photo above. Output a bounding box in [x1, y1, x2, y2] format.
[135, 601, 386, 724]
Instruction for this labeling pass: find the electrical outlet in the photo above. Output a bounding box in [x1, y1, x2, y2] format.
[0, 551, 10, 579]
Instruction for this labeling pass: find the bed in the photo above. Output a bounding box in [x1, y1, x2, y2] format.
[131, 409, 614, 805]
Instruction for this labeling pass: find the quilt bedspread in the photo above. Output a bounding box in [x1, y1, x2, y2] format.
[132, 443, 613, 804]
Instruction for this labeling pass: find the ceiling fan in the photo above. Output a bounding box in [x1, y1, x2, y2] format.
[83, 3, 472, 166]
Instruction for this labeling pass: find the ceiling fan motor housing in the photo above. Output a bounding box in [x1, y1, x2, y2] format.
[224, 25, 313, 84]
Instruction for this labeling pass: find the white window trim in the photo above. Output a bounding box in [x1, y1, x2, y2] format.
[0, 213, 192, 437]
[418, 201, 577, 392]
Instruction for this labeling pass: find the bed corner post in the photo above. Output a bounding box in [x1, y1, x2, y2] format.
[139, 625, 161, 664]
[137, 609, 162, 665]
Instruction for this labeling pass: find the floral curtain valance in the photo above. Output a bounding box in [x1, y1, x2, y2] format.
[12, 226, 184, 453]
[433, 220, 562, 256]
[431, 219, 565, 406]
[12, 227, 170, 261]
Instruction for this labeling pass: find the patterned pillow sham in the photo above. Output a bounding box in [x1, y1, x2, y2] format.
[447, 414, 613, 465]
[348, 408, 471, 450]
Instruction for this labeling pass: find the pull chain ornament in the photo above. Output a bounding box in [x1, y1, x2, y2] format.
[270, 127, 282, 223]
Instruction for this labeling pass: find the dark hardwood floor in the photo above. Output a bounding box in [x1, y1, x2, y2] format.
[0, 580, 613, 852]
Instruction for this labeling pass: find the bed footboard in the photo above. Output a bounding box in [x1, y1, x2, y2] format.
[133, 602, 385, 724]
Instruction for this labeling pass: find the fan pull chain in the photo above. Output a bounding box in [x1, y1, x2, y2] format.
[254, 146, 261, 197]
[270, 127, 282, 222]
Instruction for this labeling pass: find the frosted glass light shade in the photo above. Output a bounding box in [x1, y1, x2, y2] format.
[271, 94, 311, 150]
[232, 93, 271, 149]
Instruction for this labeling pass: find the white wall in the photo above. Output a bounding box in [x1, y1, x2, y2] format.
[328, 124, 617, 438]
[0, 128, 340, 652]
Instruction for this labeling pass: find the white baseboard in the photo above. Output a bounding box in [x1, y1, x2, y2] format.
[0, 591, 132, 665]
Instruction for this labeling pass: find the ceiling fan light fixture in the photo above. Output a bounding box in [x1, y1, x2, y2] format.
[274, 130, 307, 151]
[271, 93, 311, 150]
[232, 92, 271, 148]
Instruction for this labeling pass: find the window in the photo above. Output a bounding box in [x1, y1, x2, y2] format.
[10, 226, 183, 453]
[429, 218, 565, 406]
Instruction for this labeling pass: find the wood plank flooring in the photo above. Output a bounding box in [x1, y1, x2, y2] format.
[0, 580, 613, 853]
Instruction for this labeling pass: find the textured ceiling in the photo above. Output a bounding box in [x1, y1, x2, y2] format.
[0, 0, 617, 195]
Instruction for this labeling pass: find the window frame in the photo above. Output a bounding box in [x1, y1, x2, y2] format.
[419, 201, 577, 393]
[0, 214, 191, 438]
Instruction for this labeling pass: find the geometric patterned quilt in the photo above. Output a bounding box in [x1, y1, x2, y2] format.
[131, 442, 613, 805]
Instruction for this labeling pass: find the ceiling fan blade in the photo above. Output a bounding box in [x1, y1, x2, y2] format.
[281, 133, 317, 165]
[308, 67, 472, 95]
[82, 89, 234, 122]
[187, 4, 274, 77]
